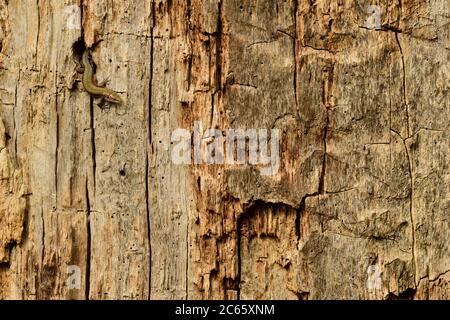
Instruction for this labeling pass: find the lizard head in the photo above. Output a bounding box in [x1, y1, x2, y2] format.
[105, 91, 124, 105]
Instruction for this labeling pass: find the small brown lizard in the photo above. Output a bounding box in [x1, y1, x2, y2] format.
[79, 50, 123, 105]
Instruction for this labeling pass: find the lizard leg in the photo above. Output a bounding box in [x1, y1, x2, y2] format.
[97, 75, 111, 87]
[73, 57, 84, 73]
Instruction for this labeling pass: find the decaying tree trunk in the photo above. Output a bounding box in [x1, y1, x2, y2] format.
[0, 0, 448, 300]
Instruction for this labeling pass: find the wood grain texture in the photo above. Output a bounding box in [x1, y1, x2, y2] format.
[0, 0, 448, 300]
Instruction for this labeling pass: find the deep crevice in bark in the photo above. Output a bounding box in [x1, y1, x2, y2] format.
[148, 0, 154, 146]
[145, 151, 151, 299]
[40, 204, 45, 269]
[34, 0, 41, 67]
[319, 63, 334, 195]
[386, 287, 416, 300]
[293, 0, 299, 117]
[404, 142, 416, 287]
[13, 83, 18, 166]
[85, 178, 91, 300]
[147, 0, 155, 300]
[215, 0, 223, 92]
[89, 96, 96, 192]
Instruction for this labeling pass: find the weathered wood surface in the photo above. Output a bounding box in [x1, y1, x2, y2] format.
[0, 0, 448, 299]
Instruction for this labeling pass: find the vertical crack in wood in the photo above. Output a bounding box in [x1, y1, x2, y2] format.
[216, 0, 223, 92]
[79, 0, 92, 299]
[295, 203, 303, 243]
[85, 178, 91, 300]
[54, 72, 59, 205]
[40, 203, 45, 269]
[404, 138, 416, 287]
[148, 0, 154, 146]
[146, 0, 155, 300]
[185, 0, 191, 299]
[145, 151, 151, 299]
[89, 96, 96, 192]
[293, 0, 306, 250]
[186, 0, 192, 92]
[80, 0, 84, 35]
[319, 65, 333, 195]
[393, 3, 416, 286]
[296, 192, 318, 245]
[34, 0, 40, 67]
[395, 32, 410, 138]
[13, 82, 18, 165]
[319, 117, 327, 195]
[293, 0, 298, 114]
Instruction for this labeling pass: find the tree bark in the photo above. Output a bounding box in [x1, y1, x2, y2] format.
[0, 0, 448, 300]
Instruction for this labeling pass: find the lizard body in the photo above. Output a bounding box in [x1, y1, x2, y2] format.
[81, 50, 123, 105]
